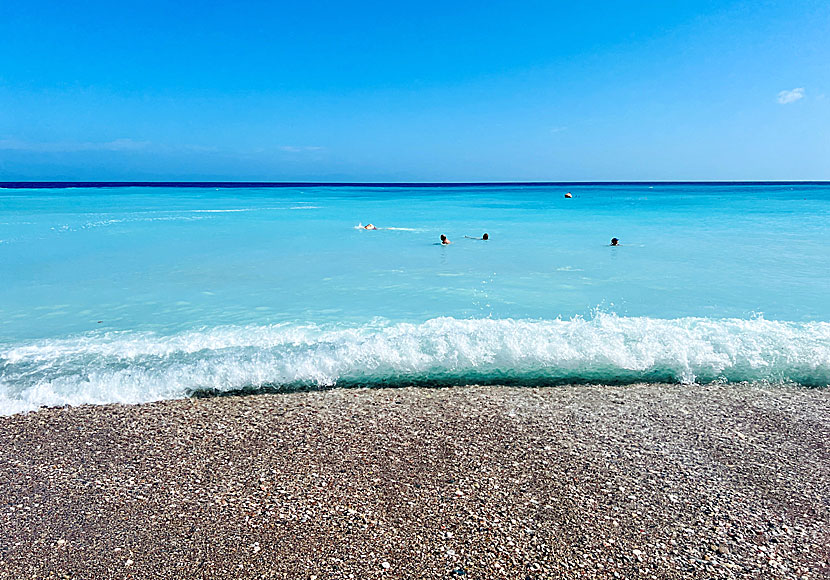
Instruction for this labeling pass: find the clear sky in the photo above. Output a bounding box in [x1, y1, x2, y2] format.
[1, 0, 828, 181]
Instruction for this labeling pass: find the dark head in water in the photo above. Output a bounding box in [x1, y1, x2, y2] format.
[482, 233, 489, 240]
[610, 238, 619, 246]
[440, 234, 451, 245]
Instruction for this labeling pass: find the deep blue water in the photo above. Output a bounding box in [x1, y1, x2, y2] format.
[1, 183, 829, 413]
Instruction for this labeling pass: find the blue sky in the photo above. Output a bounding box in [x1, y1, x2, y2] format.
[0, 0, 828, 181]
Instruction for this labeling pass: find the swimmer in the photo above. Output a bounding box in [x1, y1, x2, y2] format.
[440, 234, 451, 245]
[565, 192, 573, 198]
[610, 237, 619, 246]
[464, 233, 489, 240]
[363, 224, 378, 230]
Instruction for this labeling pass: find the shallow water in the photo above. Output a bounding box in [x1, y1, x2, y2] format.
[1, 183, 829, 412]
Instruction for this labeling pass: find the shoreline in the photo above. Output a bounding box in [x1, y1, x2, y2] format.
[1, 383, 828, 579]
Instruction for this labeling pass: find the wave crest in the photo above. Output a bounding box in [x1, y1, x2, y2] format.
[2, 315, 828, 415]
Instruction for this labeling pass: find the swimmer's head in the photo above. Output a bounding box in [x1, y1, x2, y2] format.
[440, 234, 447, 242]
[610, 238, 619, 246]
[482, 233, 489, 240]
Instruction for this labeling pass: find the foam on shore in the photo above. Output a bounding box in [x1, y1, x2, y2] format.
[2, 314, 828, 415]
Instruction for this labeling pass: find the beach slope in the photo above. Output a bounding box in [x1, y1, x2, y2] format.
[1, 383, 828, 579]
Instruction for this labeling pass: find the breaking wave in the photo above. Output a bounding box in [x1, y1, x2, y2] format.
[1, 314, 828, 415]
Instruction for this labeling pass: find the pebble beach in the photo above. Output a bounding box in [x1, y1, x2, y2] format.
[1, 383, 828, 579]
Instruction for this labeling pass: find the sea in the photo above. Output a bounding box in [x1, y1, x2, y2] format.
[1, 182, 829, 415]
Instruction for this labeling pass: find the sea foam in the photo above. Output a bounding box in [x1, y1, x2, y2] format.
[1, 314, 828, 415]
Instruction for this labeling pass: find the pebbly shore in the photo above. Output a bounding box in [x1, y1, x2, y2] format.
[1, 383, 828, 579]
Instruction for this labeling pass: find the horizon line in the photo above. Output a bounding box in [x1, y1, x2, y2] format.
[2, 180, 830, 189]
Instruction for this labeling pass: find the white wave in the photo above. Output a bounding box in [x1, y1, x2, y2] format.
[61, 207, 316, 230]
[62, 208, 306, 232]
[189, 208, 273, 213]
[188, 206, 317, 213]
[1, 314, 828, 415]
[81, 216, 208, 228]
[48, 215, 211, 233]
[354, 224, 422, 231]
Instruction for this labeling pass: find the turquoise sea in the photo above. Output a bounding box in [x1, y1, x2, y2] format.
[1, 183, 829, 414]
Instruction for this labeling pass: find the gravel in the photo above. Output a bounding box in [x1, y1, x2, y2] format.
[0, 382, 828, 579]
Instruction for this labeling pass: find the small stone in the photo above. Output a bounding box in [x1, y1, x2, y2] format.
[381, 562, 390, 570]
[125, 559, 133, 567]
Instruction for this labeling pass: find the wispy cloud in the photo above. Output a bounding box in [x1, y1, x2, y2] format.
[278, 145, 324, 153]
[777, 88, 805, 104]
[0, 138, 151, 152]
[550, 126, 568, 134]
[0, 139, 324, 158]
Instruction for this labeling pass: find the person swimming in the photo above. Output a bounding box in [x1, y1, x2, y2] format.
[363, 224, 378, 230]
[464, 233, 489, 240]
[440, 234, 451, 245]
[610, 237, 619, 246]
[565, 192, 573, 198]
